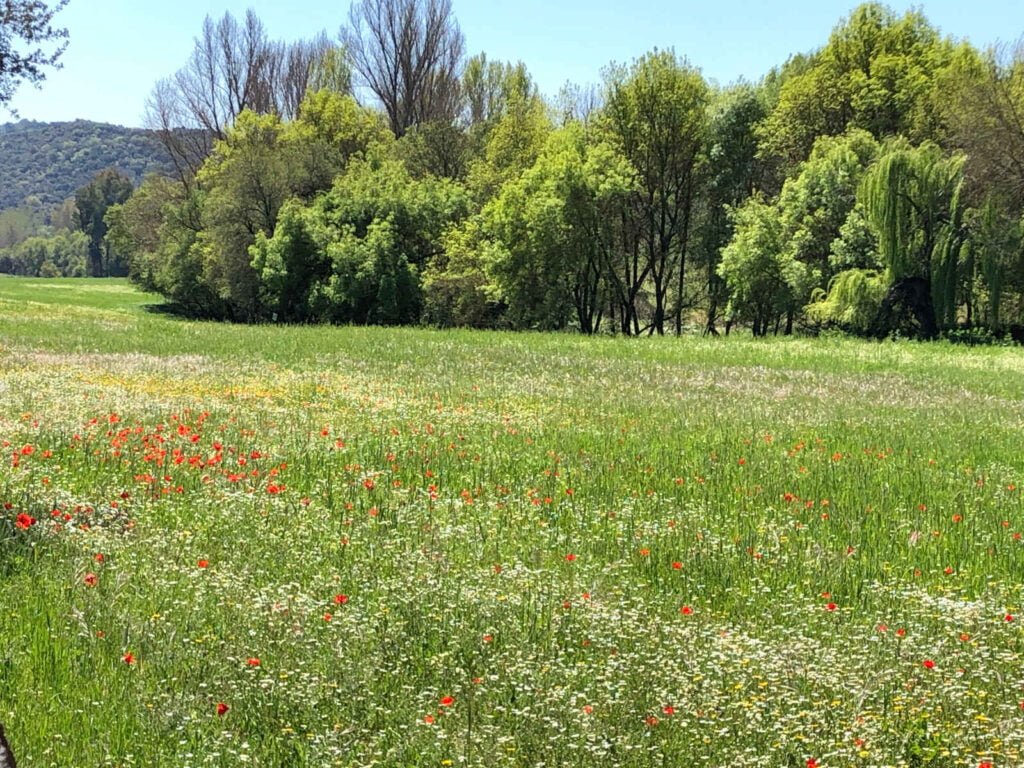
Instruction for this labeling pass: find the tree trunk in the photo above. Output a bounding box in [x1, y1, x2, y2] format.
[874, 277, 939, 340]
[674, 189, 693, 336]
[89, 244, 103, 278]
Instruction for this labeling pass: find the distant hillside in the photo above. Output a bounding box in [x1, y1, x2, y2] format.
[0, 120, 174, 209]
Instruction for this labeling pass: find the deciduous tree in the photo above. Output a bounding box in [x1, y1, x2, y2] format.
[75, 168, 134, 277]
[343, 0, 464, 137]
[0, 0, 69, 107]
[601, 50, 709, 335]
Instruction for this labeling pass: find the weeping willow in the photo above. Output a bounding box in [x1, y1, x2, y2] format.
[807, 269, 888, 332]
[859, 141, 967, 331]
[971, 198, 1023, 332]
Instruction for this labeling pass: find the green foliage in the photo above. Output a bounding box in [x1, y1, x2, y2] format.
[46, 6, 1024, 339]
[966, 200, 1024, 332]
[393, 120, 470, 180]
[0, 120, 171, 209]
[829, 204, 881, 272]
[75, 168, 134, 277]
[860, 140, 967, 329]
[480, 125, 627, 331]
[307, 47, 353, 96]
[421, 216, 501, 328]
[249, 199, 326, 322]
[104, 174, 219, 315]
[0, 230, 87, 277]
[758, 3, 956, 168]
[194, 111, 288, 318]
[698, 85, 770, 330]
[806, 268, 887, 332]
[252, 159, 469, 324]
[0, 200, 50, 248]
[466, 88, 552, 203]
[285, 91, 393, 197]
[424, 123, 634, 333]
[940, 43, 1024, 215]
[718, 196, 813, 335]
[166, 95, 392, 320]
[778, 129, 881, 284]
[600, 49, 710, 334]
[717, 130, 879, 334]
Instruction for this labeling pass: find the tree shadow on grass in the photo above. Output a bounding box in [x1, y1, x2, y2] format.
[141, 302, 219, 320]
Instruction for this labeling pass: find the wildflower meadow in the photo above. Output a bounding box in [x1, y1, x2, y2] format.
[2, 278, 1024, 768]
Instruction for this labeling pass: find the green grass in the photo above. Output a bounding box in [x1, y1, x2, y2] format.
[2, 278, 1024, 767]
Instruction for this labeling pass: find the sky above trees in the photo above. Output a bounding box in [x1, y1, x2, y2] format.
[6, 0, 1022, 127]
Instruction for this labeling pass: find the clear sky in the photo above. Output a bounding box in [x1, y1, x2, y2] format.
[6, 0, 1023, 128]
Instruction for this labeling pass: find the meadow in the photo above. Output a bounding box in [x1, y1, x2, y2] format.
[1, 278, 1024, 768]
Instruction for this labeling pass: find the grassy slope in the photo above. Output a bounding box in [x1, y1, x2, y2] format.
[1, 278, 1024, 767]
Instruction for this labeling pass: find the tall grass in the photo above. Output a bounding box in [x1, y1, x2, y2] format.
[1, 278, 1022, 767]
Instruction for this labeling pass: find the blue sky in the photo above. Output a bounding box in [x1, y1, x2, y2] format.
[6, 0, 1022, 127]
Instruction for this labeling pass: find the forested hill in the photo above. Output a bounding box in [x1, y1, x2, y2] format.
[0, 120, 172, 208]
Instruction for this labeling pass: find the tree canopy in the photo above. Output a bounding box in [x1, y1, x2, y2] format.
[77, 2, 1024, 342]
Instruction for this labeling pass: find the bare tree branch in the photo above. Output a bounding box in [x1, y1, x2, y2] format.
[343, 0, 464, 136]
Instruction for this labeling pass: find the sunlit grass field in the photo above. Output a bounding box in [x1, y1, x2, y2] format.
[3, 278, 1024, 767]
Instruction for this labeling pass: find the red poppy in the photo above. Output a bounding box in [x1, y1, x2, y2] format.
[564, 553, 577, 562]
[94, 553, 105, 563]
[672, 561, 683, 570]
[197, 559, 209, 569]
[922, 659, 935, 669]
[662, 705, 675, 715]
[1006, 614, 1015, 622]
[680, 605, 694, 616]
[582, 705, 593, 715]
[84, 573, 97, 587]
[826, 602, 837, 612]
[806, 760, 819, 768]
[334, 594, 349, 605]
[423, 714, 435, 724]
[122, 652, 135, 665]
[645, 715, 659, 726]
[216, 702, 229, 716]
[440, 696, 455, 707]
[246, 657, 261, 667]
[14, 513, 35, 530]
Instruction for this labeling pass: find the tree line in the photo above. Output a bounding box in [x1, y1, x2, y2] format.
[106, 1, 1024, 339]
[0, 167, 135, 278]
